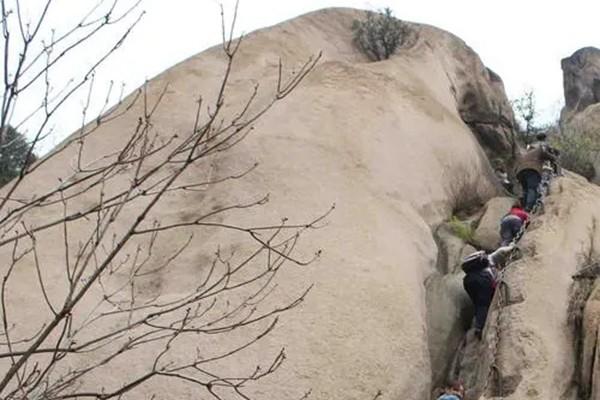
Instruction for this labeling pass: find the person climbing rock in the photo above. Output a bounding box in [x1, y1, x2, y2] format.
[461, 245, 514, 339]
[529, 133, 561, 175]
[515, 135, 558, 212]
[499, 201, 529, 246]
[436, 381, 465, 400]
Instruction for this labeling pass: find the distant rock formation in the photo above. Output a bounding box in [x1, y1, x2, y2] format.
[561, 47, 600, 121]
[559, 47, 600, 182]
[559, 48, 600, 400]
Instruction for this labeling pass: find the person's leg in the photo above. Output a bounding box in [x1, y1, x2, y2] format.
[463, 275, 480, 334]
[500, 217, 523, 246]
[499, 218, 513, 246]
[463, 275, 477, 306]
[473, 277, 495, 332]
[464, 274, 494, 338]
[529, 171, 542, 209]
[523, 170, 542, 211]
[510, 218, 524, 243]
[517, 172, 528, 208]
[517, 170, 530, 210]
[473, 303, 488, 330]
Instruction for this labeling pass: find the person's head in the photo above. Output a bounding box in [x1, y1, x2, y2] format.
[511, 199, 523, 210]
[445, 381, 464, 397]
[536, 132, 547, 142]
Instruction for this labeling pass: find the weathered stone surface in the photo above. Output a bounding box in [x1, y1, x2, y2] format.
[581, 281, 600, 399]
[427, 224, 473, 389]
[9, 8, 600, 400]
[433, 35, 516, 159]
[0, 8, 507, 400]
[457, 67, 516, 159]
[480, 174, 600, 399]
[561, 47, 600, 121]
[558, 48, 600, 183]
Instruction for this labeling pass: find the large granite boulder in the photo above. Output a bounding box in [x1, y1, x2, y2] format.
[0, 8, 509, 400]
[561, 47, 600, 121]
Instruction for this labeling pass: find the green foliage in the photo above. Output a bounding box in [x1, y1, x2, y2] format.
[0, 126, 36, 186]
[551, 129, 598, 180]
[448, 216, 475, 243]
[351, 7, 408, 61]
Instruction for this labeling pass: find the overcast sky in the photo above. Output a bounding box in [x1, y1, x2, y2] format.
[15, 0, 600, 151]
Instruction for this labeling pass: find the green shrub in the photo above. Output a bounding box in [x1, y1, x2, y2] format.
[448, 216, 475, 243]
[351, 8, 408, 61]
[551, 131, 598, 180]
[0, 125, 36, 186]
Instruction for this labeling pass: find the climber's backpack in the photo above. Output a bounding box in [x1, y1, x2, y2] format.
[461, 250, 489, 273]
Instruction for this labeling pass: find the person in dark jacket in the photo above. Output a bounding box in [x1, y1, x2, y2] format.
[529, 133, 562, 175]
[515, 139, 557, 212]
[499, 201, 529, 246]
[462, 245, 514, 339]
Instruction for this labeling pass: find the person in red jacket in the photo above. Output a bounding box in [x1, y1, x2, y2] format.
[499, 201, 529, 246]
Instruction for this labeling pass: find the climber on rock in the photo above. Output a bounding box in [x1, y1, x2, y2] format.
[515, 134, 558, 212]
[499, 200, 529, 246]
[461, 245, 514, 339]
[528, 132, 561, 176]
[436, 381, 465, 400]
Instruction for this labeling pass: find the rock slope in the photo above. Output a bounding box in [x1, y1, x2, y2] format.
[1, 7, 583, 400]
[562, 47, 600, 121]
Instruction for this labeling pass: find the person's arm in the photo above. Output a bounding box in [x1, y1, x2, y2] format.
[488, 244, 515, 267]
[541, 144, 558, 161]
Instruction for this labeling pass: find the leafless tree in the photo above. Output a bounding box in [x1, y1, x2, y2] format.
[0, 1, 326, 399]
[512, 90, 538, 145]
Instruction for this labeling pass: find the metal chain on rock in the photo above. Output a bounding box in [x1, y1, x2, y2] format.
[480, 161, 557, 398]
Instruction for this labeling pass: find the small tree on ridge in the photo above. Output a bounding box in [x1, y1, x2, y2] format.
[0, 126, 36, 187]
[352, 7, 409, 61]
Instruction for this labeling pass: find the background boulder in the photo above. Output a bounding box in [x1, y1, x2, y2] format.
[473, 197, 515, 251]
[561, 47, 600, 122]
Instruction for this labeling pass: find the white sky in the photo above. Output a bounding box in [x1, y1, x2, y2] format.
[14, 1, 600, 151]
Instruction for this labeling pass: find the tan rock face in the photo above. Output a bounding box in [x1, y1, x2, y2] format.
[561, 47, 600, 121]
[436, 175, 600, 400]
[0, 8, 527, 400]
[413, 25, 516, 160]
[558, 49, 600, 184]
[581, 281, 600, 398]
[481, 175, 600, 399]
[426, 224, 473, 388]
[473, 197, 515, 251]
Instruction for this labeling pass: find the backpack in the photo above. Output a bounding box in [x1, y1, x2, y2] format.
[461, 250, 489, 273]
